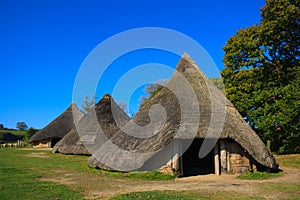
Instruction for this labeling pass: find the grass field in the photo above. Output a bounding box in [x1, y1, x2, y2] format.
[0, 149, 84, 200]
[0, 130, 26, 136]
[0, 149, 299, 200]
[237, 171, 284, 180]
[110, 190, 260, 200]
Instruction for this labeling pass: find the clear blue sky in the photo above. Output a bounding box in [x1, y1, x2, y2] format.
[0, 0, 265, 129]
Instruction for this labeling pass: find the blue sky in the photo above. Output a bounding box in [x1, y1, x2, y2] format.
[0, 0, 265, 129]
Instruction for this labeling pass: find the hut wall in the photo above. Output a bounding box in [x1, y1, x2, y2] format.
[224, 139, 256, 174]
[32, 139, 50, 148]
[158, 139, 257, 176]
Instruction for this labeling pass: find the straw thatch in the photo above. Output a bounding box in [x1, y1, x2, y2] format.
[52, 94, 130, 155]
[28, 103, 84, 146]
[88, 53, 278, 173]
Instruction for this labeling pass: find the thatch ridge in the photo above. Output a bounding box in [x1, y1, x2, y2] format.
[52, 94, 130, 155]
[28, 103, 84, 143]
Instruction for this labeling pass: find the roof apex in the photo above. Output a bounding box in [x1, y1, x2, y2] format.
[176, 53, 199, 73]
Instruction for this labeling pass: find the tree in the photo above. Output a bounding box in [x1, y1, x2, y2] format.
[16, 122, 28, 131]
[24, 127, 38, 140]
[222, 0, 299, 153]
[211, 77, 225, 93]
[81, 95, 97, 114]
[140, 80, 167, 108]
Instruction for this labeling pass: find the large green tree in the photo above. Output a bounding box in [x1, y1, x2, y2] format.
[222, 0, 299, 153]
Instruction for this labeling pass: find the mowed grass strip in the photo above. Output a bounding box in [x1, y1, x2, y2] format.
[0, 129, 26, 136]
[0, 149, 83, 200]
[110, 190, 262, 200]
[274, 154, 300, 169]
[237, 171, 284, 180]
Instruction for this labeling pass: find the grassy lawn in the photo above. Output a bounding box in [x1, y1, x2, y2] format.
[261, 182, 300, 199]
[0, 130, 26, 136]
[1, 148, 299, 199]
[110, 190, 200, 200]
[110, 190, 262, 200]
[89, 168, 174, 180]
[237, 171, 284, 180]
[0, 149, 83, 200]
[275, 154, 300, 169]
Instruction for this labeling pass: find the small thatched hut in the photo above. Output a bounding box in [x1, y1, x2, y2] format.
[28, 103, 83, 148]
[88, 53, 278, 176]
[52, 94, 130, 155]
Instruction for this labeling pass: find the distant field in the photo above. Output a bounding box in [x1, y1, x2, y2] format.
[0, 149, 299, 200]
[0, 129, 26, 136]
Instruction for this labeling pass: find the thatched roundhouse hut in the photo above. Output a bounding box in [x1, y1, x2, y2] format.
[88, 53, 278, 176]
[52, 94, 130, 155]
[28, 103, 83, 148]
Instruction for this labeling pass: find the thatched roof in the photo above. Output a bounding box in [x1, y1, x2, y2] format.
[28, 103, 84, 143]
[88, 53, 278, 172]
[52, 94, 130, 155]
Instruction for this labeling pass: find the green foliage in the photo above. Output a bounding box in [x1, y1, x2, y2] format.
[81, 95, 96, 114]
[140, 80, 167, 108]
[0, 131, 24, 143]
[24, 127, 38, 141]
[16, 121, 28, 130]
[237, 171, 283, 180]
[0, 149, 83, 200]
[211, 77, 225, 93]
[222, 0, 300, 153]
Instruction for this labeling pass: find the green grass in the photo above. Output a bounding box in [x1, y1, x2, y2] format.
[89, 168, 175, 180]
[110, 190, 262, 200]
[0, 149, 83, 200]
[110, 190, 200, 200]
[261, 182, 300, 199]
[237, 171, 283, 180]
[275, 154, 300, 169]
[0, 149, 174, 181]
[0, 129, 26, 136]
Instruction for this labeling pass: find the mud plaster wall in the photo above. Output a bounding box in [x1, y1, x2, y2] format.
[225, 139, 257, 174]
[32, 139, 50, 148]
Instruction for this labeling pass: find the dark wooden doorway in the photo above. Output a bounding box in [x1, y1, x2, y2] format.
[180, 139, 215, 176]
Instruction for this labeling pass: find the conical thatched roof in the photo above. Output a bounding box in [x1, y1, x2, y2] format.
[88, 53, 278, 172]
[28, 103, 84, 143]
[52, 94, 130, 155]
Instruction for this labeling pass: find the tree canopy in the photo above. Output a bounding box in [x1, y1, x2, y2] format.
[81, 95, 97, 114]
[222, 0, 299, 153]
[16, 122, 28, 131]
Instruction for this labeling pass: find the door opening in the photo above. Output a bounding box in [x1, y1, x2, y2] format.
[180, 139, 215, 176]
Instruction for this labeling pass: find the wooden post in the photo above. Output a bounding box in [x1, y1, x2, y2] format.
[214, 142, 220, 175]
[220, 140, 227, 174]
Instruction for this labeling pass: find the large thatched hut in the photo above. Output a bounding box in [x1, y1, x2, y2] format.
[52, 94, 130, 155]
[88, 53, 278, 176]
[28, 103, 83, 148]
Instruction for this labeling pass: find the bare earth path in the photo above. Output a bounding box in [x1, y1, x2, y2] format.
[38, 165, 300, 199]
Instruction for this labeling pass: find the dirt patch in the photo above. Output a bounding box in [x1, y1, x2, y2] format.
[35, 165, 300, 200]
[24, 152, 50, 158]
[21, 148, 53, 151]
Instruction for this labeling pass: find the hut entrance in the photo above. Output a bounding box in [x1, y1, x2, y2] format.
[50, 138, 60, 148]
[180, 139, 215, 176]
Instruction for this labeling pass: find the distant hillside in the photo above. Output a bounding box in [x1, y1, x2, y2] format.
[0, 131, 24, 143]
